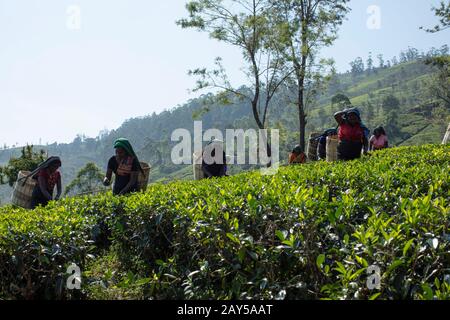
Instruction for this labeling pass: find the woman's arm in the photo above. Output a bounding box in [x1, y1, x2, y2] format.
[55, 175, 62, 200]
[363, 136, 369, 154]
[38, 175, 52, 200]
[103, 168, 113, 186]
[118, 171, 138, 195]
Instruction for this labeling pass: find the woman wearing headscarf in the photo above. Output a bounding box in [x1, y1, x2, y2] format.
[103, 138, 142, 195]
[288, 145, 306, 164]
[30, 156, 62, 209]
[369, 127, 389, 151]
[316, 129, 338, 160]
[335, 108, 369, 161]
[202, 139, 227, 178]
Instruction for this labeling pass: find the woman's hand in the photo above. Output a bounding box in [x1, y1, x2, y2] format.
[56, 175, 62, 201]
[103, 177, 111, 186]
[118, 172, 138, 195]
[104, 169, 113, 187]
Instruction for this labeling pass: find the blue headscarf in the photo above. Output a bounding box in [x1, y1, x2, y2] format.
[346, 108, 370, 138]
[346, 108, 361, 120]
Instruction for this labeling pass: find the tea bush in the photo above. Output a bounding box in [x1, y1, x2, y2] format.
[0, 145, 449, 300]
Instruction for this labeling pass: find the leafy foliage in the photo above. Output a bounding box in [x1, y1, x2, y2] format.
[421, 1, 450, 33]
[0, 55, 449, 204]
[424, 55, 450, 116]
[331, 93, 353, 111]
[0, 145, 46, 187]
[64, 162, 107, 197]
[0, 145, 448, 300]
[269, 0, 351, 150]
[178, 0, 293, 137]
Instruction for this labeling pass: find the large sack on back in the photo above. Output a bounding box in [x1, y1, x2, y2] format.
[326, 136, 339, 162]
[137, 162, 151, 191]
[307, 132, 322, 161]
[193, 152, 204, 180]
[11, 171, 36, 209]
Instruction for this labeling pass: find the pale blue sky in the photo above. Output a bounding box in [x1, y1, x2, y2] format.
[0, 0, 448, 147]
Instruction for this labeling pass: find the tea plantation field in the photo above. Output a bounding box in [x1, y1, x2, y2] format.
[0, 145, 449, 300]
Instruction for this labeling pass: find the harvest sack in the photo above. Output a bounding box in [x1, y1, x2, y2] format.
[443, 123, 450, 145]
[137, 162, 151, 191]
[193, 152, 205, 180]
[307, 132, 322, 161]
[326, 136, 339, 162]
[11, 171, 36, 209]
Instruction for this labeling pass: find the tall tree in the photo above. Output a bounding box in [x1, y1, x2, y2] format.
[425, 56, 450, 111]
[366, 52, 374, 72]
[271, 0, 351, 150]
[382, 94, 400, 113]
[391, 56, 399, 66]
[405, 47, 420, 61]
[349, 57, 365, 75]
[364, 101, 375, 127]
[178, 0, 293, 160]
[422, 3, 450, 123]
[400, 51, 407, 63]
[377, 54, 385, 68]
[331, 93, 352, 111]
[64, 162, 106, 196]
[386, 110, 401, 141]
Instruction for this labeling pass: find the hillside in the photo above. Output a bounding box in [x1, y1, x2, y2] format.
[0, 144, 448, 299]
[0, 58, 449, 204]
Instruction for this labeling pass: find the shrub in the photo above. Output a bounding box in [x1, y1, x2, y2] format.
[0, 145, 448, 300]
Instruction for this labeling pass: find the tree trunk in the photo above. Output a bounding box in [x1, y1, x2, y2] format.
[249, 54, 272, 165]
[251, 100, 264, 130]
[251, 100, 273, 167]
[295, 0, 309, 152]
[297, 55, 308, 151]
[298, 101, 306, 151]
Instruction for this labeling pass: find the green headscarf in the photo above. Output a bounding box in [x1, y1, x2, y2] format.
[114, 138, 143, 173]
[114, 138, 137, 158]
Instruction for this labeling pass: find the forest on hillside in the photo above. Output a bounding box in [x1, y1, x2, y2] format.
[0, 45, 449, 204]
[1, 144, 449, 300]
[0, 0, 449, 304]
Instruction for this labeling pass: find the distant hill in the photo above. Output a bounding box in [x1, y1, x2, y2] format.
[0, 58, 448, 204]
